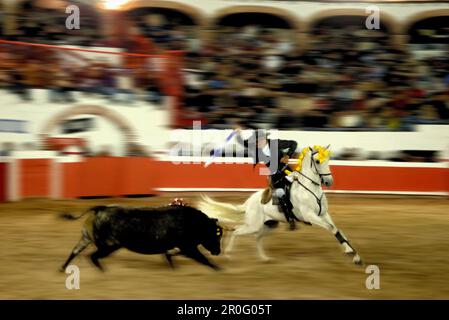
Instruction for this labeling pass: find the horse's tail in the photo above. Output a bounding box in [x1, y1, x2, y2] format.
[197, 194, 246, 222]
[59, 206, 108, 221]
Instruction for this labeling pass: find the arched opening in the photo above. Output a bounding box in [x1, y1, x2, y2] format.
[216, 12, 292, 29]
[15, 0, 103, 45]
[128, 7, 197, 27]
[212, 5, 301, 31]
[126, 7, 199, 50]
[40, 105, 138, 156]
[309, 15, 392, 54]
[312, 15, 390, 34]
[408, 16, 449, 45]
[406, 16, 449, 92]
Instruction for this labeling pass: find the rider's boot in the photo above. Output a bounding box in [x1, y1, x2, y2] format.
[278, 196, 296, 230]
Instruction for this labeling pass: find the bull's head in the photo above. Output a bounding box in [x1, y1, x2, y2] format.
[201, 218, 224, 256]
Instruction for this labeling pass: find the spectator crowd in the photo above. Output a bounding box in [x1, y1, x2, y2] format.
[178, 25, 449, 130]
[1, 7, 449, 131]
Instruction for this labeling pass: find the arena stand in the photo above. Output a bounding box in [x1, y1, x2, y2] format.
[1, 1, 449, 202]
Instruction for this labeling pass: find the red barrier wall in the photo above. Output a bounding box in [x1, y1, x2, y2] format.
[330, 166, 449, 192]
[154, 162, 267, 189]
[61, 157, 159, 198]
[5, 157, 448, 201]
[56, 159, 448, 196]
[20, 159, 51, 197]
[0, 162, 6, 202]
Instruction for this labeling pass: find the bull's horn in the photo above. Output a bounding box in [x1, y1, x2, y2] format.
[325, 144, 331, 149]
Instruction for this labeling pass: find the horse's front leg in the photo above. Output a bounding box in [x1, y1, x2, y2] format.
[322, 213, 362, 264]
[304, 211, 363, 265]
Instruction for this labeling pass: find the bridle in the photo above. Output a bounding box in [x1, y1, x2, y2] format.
[290, 148, 332, 216]
[295, 148, 331, 186]
[311, 149, 332, 183]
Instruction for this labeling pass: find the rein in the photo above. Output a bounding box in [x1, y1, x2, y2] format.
[292, 150, 329, 217]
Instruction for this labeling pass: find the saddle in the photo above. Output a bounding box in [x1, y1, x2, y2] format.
[261, 187, 272, 204]
[261, 187, 281, 205]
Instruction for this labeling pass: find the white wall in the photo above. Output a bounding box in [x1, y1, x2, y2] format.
[0, 89, 170, 154]
[169, 126, 449, 160]
[1, 90, 448, 158]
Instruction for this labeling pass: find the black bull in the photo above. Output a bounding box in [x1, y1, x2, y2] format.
[59, 205, 224, 271]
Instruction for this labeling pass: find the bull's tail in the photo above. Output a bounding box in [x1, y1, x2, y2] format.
[197, 195, 247, 222]
[59, 206, 108, 221]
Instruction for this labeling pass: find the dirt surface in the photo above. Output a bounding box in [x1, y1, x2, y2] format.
[0, 193, 448, 299]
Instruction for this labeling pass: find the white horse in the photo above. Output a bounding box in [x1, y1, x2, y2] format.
[198, 145, 362, 265]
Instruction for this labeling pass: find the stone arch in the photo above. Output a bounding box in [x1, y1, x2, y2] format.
[40, 105, 137, 143]
[121, 0, 207, 27]
[211, 5, 304, 31]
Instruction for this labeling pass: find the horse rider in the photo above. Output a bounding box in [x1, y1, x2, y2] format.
[234, 126, 298, 230]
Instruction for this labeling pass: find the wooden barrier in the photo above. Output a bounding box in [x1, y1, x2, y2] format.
[61, 157, 159, 198]
[0, 162, 6, 202]
[19, 159, 51, 198]
[1, 157, 447, 202]
[330, 165, 449, 193]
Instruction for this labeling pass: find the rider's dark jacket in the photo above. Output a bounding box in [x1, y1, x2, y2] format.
[236, 133, 297, 189]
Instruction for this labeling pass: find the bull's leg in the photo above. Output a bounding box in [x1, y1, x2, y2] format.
[59, 231, 91, 272]
[165, 253, 175, 269]
[165, 248, 181, 269]
[90, 246, 118, 271]
[182, 247, 220, 271]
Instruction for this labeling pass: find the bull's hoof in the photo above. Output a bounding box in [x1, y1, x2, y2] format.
[212, 265, 221, 271]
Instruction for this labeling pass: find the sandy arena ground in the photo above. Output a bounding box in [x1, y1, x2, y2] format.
[0, 193, 448, 299]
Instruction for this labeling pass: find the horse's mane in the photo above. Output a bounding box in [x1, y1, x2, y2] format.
[292, 147, 310, 172]
[291, 146, 331, 173]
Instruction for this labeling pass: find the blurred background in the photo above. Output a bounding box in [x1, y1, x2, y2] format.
[0, 0, 448, 299]
[0, 0, 448, 160]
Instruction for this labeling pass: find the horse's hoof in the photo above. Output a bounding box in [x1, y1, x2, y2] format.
[343, 243, 355, 255]
[223, 254, 232, 260]
[59, 266, 66, 273]
[353, 254, 363, 265]
[260, 256, 272, 263]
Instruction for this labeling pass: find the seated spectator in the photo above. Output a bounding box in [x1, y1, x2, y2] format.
[48, 65, 76, 103]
